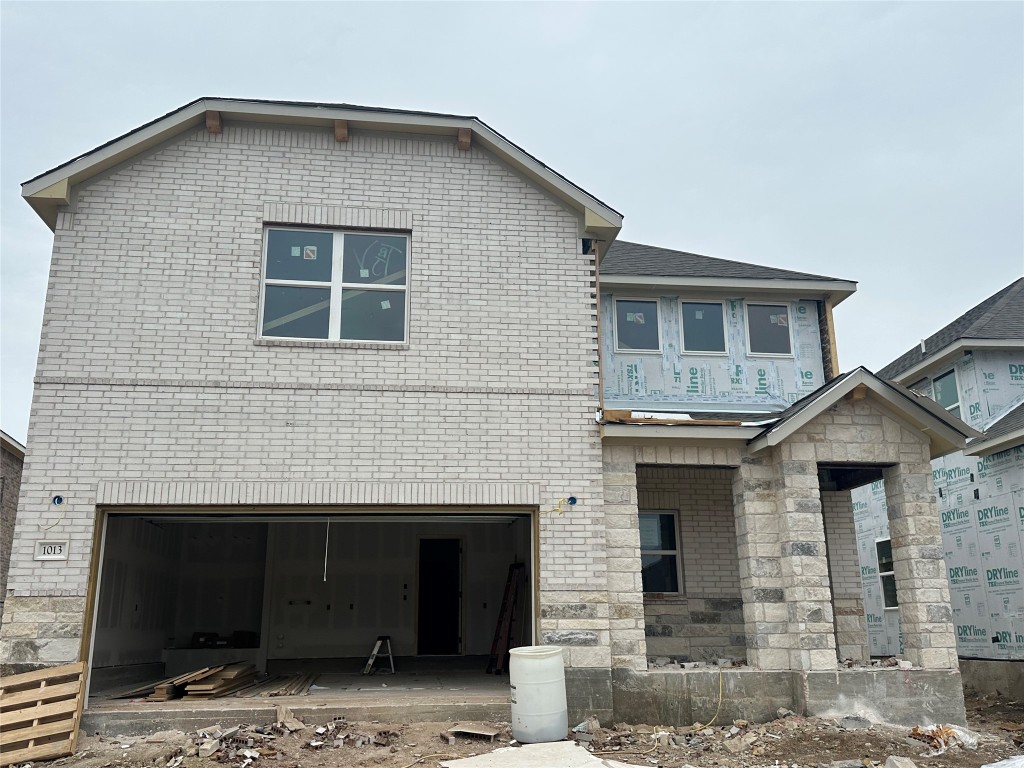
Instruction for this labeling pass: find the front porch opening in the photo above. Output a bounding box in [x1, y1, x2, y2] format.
[636, 465, 744, 663]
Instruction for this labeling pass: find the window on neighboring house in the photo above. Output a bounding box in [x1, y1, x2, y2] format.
[932, 370, 960, 419]
[680, 301, 727, 353]
[876, 538, 898, 608]
[614, 299, 661, 352]
[261, 227, 408, 342]
[639, 512, 681, 592]
[746, 303, 792, 355]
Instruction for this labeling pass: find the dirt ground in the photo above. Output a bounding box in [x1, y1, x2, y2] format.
[37, 689, 1023, 768]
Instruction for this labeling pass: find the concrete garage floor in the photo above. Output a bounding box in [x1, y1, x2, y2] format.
[83, 657, 513, 737]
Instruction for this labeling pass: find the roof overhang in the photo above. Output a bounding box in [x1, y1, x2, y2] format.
[598, 274, 858, 305]
[747, 368, 982, 459]
[0, 430, 26, 459]
[887, 339, 1024, 385]
[965, 427, 1024, 457]
[22, 98, 624, 236]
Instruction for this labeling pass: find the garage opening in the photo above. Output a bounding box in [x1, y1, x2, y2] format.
[88, 510, 533, 699]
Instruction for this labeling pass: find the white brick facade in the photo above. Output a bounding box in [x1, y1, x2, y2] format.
[1, 123, 612, 667]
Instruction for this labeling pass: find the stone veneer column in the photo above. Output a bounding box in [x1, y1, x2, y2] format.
[883, 461, 959, 669]
[772, 446, 837, 671]
[602, 445, 648, 672]
[733, 455, 788, 669]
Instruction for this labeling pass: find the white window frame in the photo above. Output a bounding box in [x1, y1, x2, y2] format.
[259, 226, 410, 344]
[679, 299, 729, 355]
[613, 297, 663, 354]
[875, 537, 898, 609]
[931, 369, 961, 418]
[744, 301, 794, 358]
[638, 510, 684, 594]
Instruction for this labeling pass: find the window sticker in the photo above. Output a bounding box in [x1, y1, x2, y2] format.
[380, 299, 391, 310]
[360, 269, 370, 278]
[303, 246, 317, 260]
[770, 313, 788, 326]
[291, 246, 301, 257]
[626, 312, 645, 324]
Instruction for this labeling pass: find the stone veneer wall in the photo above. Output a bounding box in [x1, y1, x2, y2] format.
[637, 466, 744, 661]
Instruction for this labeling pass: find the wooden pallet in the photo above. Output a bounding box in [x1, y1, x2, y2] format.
[0, 662, 86, 768]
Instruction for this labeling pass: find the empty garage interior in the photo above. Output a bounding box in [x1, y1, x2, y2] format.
[89, 510, 533, 687]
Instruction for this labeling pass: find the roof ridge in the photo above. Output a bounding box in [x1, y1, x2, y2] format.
[963, 277, 1024, 338]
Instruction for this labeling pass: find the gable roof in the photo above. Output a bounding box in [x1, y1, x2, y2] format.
[965, 399, 1024, 457]
[22, 97, 623, 236]
[747, 367, 981, 458]
[600, 241, 857, 304]
[879, 278, 1024, 382]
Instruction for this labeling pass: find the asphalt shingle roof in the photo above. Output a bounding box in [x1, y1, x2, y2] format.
[971, 400, 1024, 446]
[879, 278, 1024, 380]
[602, 240, 850, 282]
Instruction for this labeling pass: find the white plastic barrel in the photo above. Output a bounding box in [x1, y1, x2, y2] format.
[508, 645, 568, 743]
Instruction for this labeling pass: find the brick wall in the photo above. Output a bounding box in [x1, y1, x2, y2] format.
[1, 123, 611, 670]
[822, 489, 867, 661]
[0, 443, 24, 621]
[637, 466, 744, 661]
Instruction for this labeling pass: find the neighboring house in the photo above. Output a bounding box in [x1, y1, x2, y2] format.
[0, 430, 26, 623]
[0, 98, 981, 726]
[852, 280, 1024, 662]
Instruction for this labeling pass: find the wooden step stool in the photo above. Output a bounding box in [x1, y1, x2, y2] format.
[362, 635, 395, 675]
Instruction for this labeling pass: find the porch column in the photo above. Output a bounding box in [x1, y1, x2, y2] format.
[883, 461, 959, 669]
[733, 455, 788, 670]
[602, 445, 648, 671]
[773, 448, 837, 671]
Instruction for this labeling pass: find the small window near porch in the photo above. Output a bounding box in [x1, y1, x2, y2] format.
[639, 512, 681, 593]
[876, 538, 898, 608]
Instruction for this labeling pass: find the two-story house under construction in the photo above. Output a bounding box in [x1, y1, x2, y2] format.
[1, 98, 981, 727]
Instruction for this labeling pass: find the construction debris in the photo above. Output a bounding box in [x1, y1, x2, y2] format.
[908, 723, 979, 756]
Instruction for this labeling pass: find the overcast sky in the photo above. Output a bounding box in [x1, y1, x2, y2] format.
[2, 1, 1022, 444]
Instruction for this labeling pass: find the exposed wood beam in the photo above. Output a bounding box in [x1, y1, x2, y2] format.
[848, 383, 869, 402]
[205, 111, 222, 134]
[457, 127, 472, 151]
[823, 297, 840, 379]
[334, 119, 349, 142]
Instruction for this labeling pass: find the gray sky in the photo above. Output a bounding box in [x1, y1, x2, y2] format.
[2, 1, 1022, 444]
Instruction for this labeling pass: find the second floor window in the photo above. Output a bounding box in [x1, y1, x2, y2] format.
[614, 299, 661, 352]
[680, 301, 727, 353]
[932, 370, 960, 419]
[261, 227, 408, 343]
[746, 303, 792, 356]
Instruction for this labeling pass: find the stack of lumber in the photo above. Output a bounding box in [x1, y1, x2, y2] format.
[232, 673, 318, 698]
[182, 663, 258, 699]
[0, 662, 86, 768]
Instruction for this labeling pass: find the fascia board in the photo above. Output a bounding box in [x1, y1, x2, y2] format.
[601, 424, 760, 440]
[22, 98, 623, 232]
[599, 275, 857, 304]
[0, 430, 26, 459]
[748, 371, 970, 455]
[889, 339, 1024, 385]
[965, 427, 1024, 457]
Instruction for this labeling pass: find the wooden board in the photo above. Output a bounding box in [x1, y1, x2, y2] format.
[0, 662, 85, 767]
